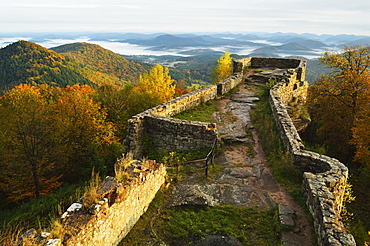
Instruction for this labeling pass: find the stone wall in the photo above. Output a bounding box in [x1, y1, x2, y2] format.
[17, 160, 166, 246]
[144, 115, 217, 153]
[63, 161, 165, 246]
[265, 61, 356, 245]
[250, 57, 301, 69]
[124, 71, 243, 159]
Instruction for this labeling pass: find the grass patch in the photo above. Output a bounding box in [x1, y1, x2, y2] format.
[154, 205, 281, 246]
[172, 100, 219, 123]
[0, 183, 84, 244]
[118, 188, 172, 246]
[250, 85, 302, 194]
[345, 171, 370, 245]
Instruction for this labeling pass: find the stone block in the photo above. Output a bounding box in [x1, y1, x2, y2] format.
[280, 214, 295, 227]
[279, 205, 295, 215]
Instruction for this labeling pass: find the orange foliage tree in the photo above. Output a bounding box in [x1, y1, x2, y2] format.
[50, 84, 119, 179]
[307, 45, 370, 162]
[0, 84, 119, 202]
[0, 84, 61, 201]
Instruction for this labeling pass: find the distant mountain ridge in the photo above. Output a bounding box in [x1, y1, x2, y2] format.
[122, 34, 259, 50]
[112, 32, 369, 57]
[2, 32, 369, 59]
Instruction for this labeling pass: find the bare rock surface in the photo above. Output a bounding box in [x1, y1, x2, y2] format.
[169, 184, 220, 207]
[196, 235, 243, 246]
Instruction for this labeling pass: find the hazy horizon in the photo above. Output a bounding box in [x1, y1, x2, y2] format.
[0, 34, 329, 59]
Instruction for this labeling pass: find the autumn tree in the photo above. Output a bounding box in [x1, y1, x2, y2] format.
[0, 84, 61, 201]
[93, 83, 132, 140]
[174, 79, 191, 97]
[212, 51, 233, 83]
[0, 84, 120, 202]
[136, 64, 175, 104]
[307, 45, 370, 162]
[51, 84, 119, 180]
[94, 82, 163, 141]
[351, 102, 370, 166]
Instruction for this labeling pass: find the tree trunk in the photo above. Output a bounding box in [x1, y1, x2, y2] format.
[31, 162, 40, 198]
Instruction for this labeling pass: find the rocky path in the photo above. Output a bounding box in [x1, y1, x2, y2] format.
[170, 83, 314, 246]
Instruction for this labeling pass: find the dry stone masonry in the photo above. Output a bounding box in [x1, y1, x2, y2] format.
[254, 58, 356, 246]
[19, 160, 166, 246]
[62, 162, 166, 246]
[124, 71, 244, 159]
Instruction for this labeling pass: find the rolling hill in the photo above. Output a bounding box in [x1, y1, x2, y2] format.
[251, 42, 318, 57]
[0, 40, 93, 92]
[51, 42, 151, 84]
[0, 41, 152, 93]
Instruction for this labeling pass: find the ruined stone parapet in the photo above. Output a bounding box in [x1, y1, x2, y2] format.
[217, 74, 243, 95]
[233, 57, 252, 73]
[144, 115, 217, 153]
[17, 160, 166, 246]
[62, 161, 165, 246]
[250, 57, 302, 69]
[124, 68, 244, 159]
[143, 84, 218, 117]
[267, 59, 356, 245]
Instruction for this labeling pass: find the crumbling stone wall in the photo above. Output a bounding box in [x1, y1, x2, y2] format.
[124, 72, 243, 159]
[144, 115, 217, 153]
[265, 61, 356, 245]
[63, 161, 165, 246]
[250, 57, 301, 69]
[17, 160, 166, 246]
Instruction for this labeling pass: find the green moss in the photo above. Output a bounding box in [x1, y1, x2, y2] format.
[172, 100, 219, 123]
[155, 205, 281, 245]
[250, 85, 302, 193]
[119, 188, 173, 245]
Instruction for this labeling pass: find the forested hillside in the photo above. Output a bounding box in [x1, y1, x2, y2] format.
[0, 48, 184, 212]
[51, 42, 152, 84]
[0, 41, 152, 93]
[0, 41, 93, 92]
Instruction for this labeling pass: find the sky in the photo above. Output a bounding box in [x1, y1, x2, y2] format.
[0, 0, 369, 36]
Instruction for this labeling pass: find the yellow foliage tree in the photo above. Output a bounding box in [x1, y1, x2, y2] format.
[212, 51, 233, 83]
[136, 64, 175, 104]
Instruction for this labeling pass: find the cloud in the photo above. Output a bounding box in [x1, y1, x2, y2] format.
[0, 0, 369, 35]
